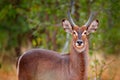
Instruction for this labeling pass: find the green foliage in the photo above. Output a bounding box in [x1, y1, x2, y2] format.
[0, 0, 120, 57]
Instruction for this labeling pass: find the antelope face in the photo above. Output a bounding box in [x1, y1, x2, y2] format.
[71, 26, 88, 52]
[62, 12, 99, 53]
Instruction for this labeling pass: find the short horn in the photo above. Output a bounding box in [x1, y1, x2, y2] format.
[85, 12, 96, 27]
[68, 11, 76, 27]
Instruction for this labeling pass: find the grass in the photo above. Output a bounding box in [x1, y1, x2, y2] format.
[89, 53, 120, 80]
[0, 60, 17, 80]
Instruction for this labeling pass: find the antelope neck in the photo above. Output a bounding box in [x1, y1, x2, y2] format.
[69, 43, 88, 80]
[69, 45, 88, 67]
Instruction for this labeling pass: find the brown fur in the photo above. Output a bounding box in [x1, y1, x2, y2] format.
[18, 46, 88, 80]
[18, 31, 88, 80]
[17, 19, 99, 80]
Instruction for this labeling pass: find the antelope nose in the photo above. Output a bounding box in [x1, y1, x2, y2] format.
[76, 40, 83, 45]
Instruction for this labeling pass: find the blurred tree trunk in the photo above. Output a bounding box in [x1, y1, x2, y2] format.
[107, 10, 113, 28]
[86, 0, 91, 16]
[45, 29, 52, 49]
[52, 27, 57, 51]
[15, 34, 22, 57]
[74, 2, 80, 21]
[12, 0, 22, 57]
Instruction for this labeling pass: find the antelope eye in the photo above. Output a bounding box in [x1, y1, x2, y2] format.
[73, 31, 77, 35]
[84, 31, 87, 34]
[82, 31, 87, 35]
[73, 31, 76, 34]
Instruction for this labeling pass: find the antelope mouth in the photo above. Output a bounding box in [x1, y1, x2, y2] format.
[74, 42, 85, 49]
[76, 42, 84, 47]
[73, 42, 86, 53]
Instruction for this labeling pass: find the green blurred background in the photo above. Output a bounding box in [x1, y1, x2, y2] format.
[0, 0, 120, 80]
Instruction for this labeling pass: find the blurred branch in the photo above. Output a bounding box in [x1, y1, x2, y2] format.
[62, 33, 70, 53]
[62, 0, 75, 53]
[93, 57, 116, 80]
[98, 59, 115, 79]
[94, 53, 98, 80]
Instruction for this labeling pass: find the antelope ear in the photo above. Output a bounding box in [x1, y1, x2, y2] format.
[62, 19, 73, 34]
[87, 20, 99, 34]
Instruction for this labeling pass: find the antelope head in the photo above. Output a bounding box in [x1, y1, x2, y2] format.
[62, 12, 99, 53]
